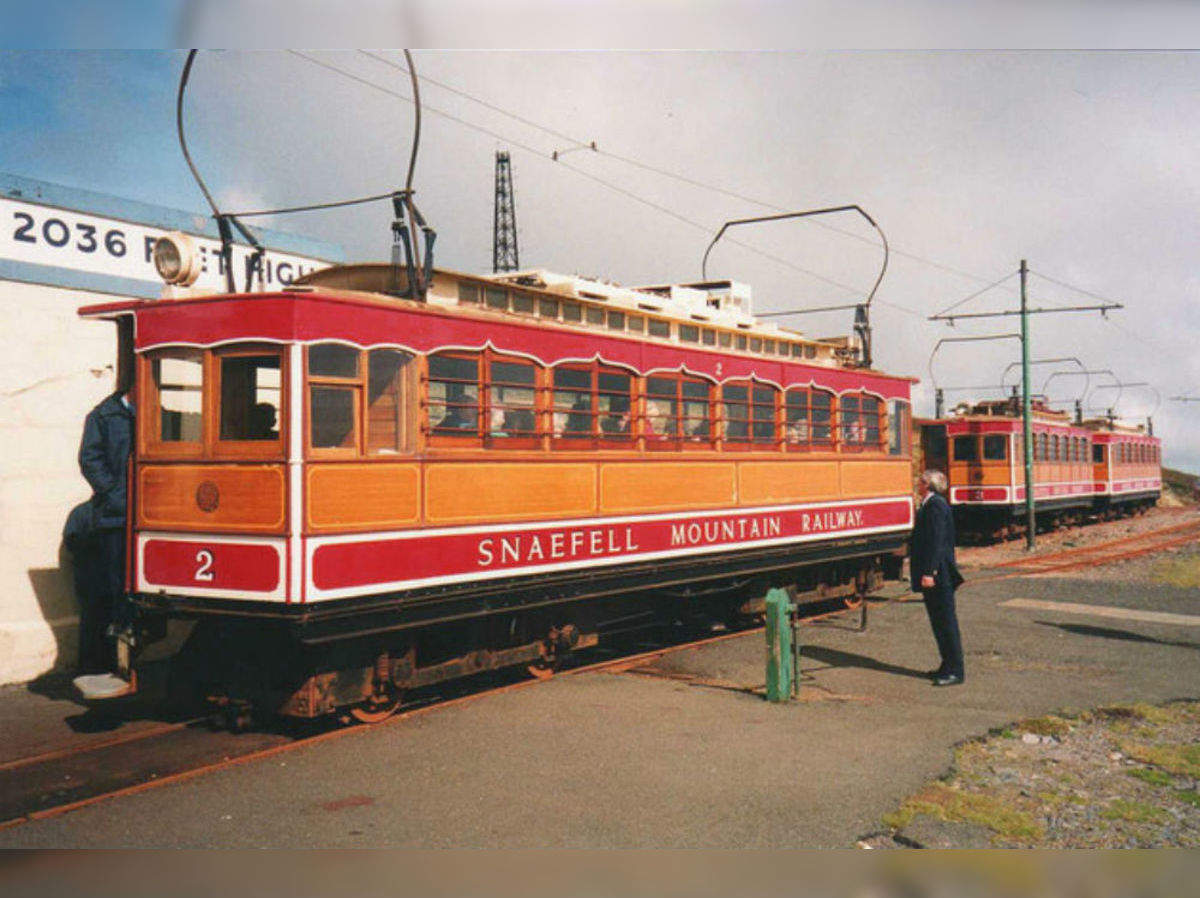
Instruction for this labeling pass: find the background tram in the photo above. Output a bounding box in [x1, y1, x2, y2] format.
[916, 398, 1161, 539]
[83, 262, 917, 723]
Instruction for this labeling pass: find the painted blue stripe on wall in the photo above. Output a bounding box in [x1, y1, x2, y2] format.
[1, 171, 344, 262]
[1, 258, 162, 300]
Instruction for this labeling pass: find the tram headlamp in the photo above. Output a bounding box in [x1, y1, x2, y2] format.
[153, 232, 201, 287]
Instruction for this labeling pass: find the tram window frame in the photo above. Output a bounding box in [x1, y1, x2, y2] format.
[718, 331, 732, 348]
[485, 354, 540, 449]
[141, 347, 208, 459]
[213, 345, 286, 460]
[586, 306, 605, 326]
[365, 348, 414, 456]
[549, 362, 634, 448]
[983, 434, 1007, 461]
[647, 318, 671, 338]
[457, 282, 481, 305]
[306, 342, 361, 457]
[953, 434, 978, 462]
[1093, 443, 1105, 464]
[511, 292, 536, 315]
[425, 351, 482, 447]
[537, 298, 560, 319]
[484, 286, 508, 312]
[627, 315, 645, 334]
[811, 389, 834, 447]
[888, 399, 911, 457]
[784, 387, 812, 450]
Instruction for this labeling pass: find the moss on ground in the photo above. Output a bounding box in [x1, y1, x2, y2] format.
[1151, 553, 1200, 589]
[1120, 741, 1200, 778]
[1100, 799, 1169, 824]
[1016, 715, 1073, 738]
[881, 782, 1043, 842]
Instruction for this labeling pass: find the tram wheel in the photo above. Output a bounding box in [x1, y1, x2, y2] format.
[342, 687, 403, 725]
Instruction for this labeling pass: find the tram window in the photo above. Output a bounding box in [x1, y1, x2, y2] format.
[983, 434, 1007, 460]
[511, 293, 535, 314]
[749, 337, 763, 353]
[805, 345, 817, 359]
[681, 380, 711, 441]
[791, 343, 803, 359]
[763, 340, 776, 355]
[841, 394, 862, 445]
[735, 334, 748, 351]
[953, 435, 978, 462]
[628, 315, 645, 333]
[702, 329, 716, 346]
[485, 287, 508, 311]
[586, 307, 605, 325]
[308, 343, 359, 380]
[679, 325, 700, 343]
[366, 349, 412, 454]
[647, 318, 670, 338]
[562, 302, 583, 323]
[862, 396, 881, 447]
[488, 359, 537, 440]
[219, 354, 281, 442]
[785, 388, 810, 446]
[751, 386, 777, 445]
[457, 283, 481, 305]
[597, 371, 632, 441]
[553, 367, 593, 438]
[428, 354, 480, 436]
[607, 311, 625, 331]
[812, 390, 833, 445]
[152, 351, 203, 444]
[538, 298, 560, 319]
[722, 384, 750, 442]
[311, 386, 356, 449]
[646, 376, 680, 439]
[719, 331, 732, 348]
[888, 400, 911, 456]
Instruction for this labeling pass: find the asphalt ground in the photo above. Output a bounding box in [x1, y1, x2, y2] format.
[0, 564, 1197, 847]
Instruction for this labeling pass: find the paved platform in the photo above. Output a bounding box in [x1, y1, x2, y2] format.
[0, 569, 1197, 847]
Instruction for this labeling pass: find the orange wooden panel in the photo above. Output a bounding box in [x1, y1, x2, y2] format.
[425, 463, 595, 524]
[839, 459, 911, 497]
[307, 463, 420, 532]
[738, 461, 840, 505]
[601, 462, 735, 513]
[138, 464, 286, 533]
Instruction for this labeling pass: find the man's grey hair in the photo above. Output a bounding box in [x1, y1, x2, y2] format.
[920, 469, 948, 494]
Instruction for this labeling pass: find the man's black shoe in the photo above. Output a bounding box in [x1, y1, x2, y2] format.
[933, 673, 964, 687]
[926, 668, 947, 679]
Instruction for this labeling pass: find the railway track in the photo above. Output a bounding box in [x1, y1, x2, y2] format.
[0, 622, 767, 832]
[975, 517, 1200, 582]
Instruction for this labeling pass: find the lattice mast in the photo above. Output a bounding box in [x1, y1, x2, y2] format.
[492, 151, 519, 273]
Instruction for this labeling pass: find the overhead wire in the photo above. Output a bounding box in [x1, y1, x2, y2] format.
[358, 49, 1023, 297]
[288, 50, 930, 316]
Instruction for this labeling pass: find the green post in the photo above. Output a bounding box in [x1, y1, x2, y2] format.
[765, 588, 793, 702]
[1020, 259, 1036, 550]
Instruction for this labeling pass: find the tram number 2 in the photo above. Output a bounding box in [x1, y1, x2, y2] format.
[194, 549, 215, 582]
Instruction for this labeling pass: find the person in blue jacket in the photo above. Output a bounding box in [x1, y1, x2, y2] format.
[76, 386, 135, 675]
[910, 469, 966, 686]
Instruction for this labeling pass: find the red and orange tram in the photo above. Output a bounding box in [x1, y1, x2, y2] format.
[81, 262, 916, 722]
[917, 398, 1161, 539]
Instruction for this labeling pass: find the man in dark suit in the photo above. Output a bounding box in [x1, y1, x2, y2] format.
[910, 470, 965, 686]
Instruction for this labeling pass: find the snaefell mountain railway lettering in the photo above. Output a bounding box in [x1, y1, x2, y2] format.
[671, 515, 783, 547]
[477, 526, 638, 568]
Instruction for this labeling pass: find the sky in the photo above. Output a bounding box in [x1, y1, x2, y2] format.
[2, 45, 1199, 470]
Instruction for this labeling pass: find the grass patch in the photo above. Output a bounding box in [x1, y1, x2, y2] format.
[882, 783, 1043, 842]
[1017, 715, 1073, 738]
[1176, 790, 1200, 808]
[1100, 799, 1169, 824]
[1121, 742, 1200, 778]
[1128, 767, 1174, 788]
[1151, 554, 1200, 589]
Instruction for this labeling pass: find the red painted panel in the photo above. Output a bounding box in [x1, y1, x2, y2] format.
[142, 539, 280, 592]
[115, 294, 912, 400]
[951, 487, 1008, 503]
[311, 498, 913, 592]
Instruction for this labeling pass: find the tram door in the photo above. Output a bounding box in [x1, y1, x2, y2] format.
[920, 424, 948, 477]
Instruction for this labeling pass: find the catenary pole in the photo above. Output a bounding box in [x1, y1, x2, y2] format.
[1020, 260, 1036, 549]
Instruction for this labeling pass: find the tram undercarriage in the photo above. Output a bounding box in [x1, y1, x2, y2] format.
[132, 534, 906, 727]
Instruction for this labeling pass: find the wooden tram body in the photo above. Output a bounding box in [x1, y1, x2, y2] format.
[83, 264, 916, 720]
[917, 399, 1161, 538]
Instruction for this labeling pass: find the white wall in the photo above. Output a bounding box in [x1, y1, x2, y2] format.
[0, 279, 117, 683]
